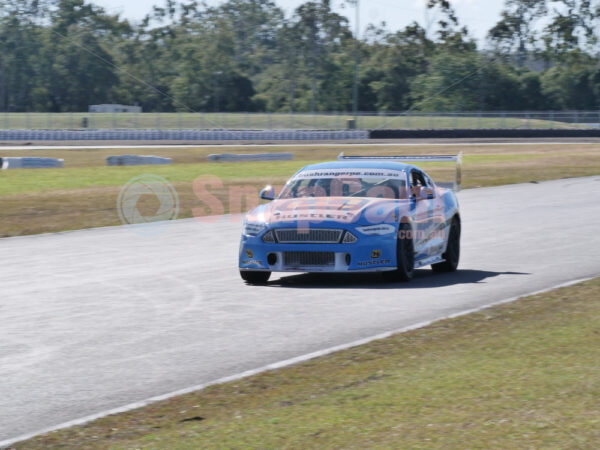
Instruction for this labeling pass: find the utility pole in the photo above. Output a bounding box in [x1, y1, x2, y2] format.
[352, 0, 360, 121]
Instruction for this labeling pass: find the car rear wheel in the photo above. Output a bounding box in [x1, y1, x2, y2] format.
[383, 223, 414, 282]
[432, 216, 460, 273]
[240, 270, 271, 285]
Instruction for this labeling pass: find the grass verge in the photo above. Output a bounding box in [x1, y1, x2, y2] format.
[0, 112, 591, 130]
[1, 143, 599, 237]
[15, 277, 600, 449]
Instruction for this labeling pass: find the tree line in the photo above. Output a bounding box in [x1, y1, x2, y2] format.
[1, 0, 599, 113]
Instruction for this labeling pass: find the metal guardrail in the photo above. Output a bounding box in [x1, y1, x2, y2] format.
[0, 129, 369, 141]
[0, 111, 599, 131]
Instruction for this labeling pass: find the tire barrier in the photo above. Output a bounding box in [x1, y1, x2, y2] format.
[0, 157, 64, 169]
[208, 153, 294, 162]
[369, 128, 600, 139]
[106, 155, 173, 166]
[0, 129, 369, 141]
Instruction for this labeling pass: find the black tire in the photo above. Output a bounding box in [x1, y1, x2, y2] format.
[240, 270, 271, 285]
[383, 223, 414, 282]
[432, 216, 461, 273]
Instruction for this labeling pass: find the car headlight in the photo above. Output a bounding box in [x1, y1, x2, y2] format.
[356, 224, 396, 235]
[243, 222, 267, 236]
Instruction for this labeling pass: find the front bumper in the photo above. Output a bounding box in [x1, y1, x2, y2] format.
[239, 232, 397, 273]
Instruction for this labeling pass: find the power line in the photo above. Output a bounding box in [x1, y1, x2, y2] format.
[51, 28, 196, 113]
[48, 27, 238, 128]
[375, 55, 500, 129]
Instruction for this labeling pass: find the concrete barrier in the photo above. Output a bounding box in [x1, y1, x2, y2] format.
[106, 155, 172, 166]
[4, 127, 598, 142]
[0, 157, 64, 169]
[208, 153, 294, 162]
[369, 128, 600, 139]
[0, 129, 369, 141]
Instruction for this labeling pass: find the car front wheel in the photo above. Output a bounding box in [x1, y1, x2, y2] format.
[383, 223, 414, 282]
[240, 270, 271, 285]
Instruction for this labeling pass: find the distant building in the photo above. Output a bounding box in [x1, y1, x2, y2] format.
[89, 104, 142, 113]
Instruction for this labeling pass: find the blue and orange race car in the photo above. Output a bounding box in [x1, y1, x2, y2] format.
[239, 153, 462, 284]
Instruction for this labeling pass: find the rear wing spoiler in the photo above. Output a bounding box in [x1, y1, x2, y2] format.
[338, 152, 463, 192]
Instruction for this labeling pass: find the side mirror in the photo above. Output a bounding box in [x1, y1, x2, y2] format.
[422, 188, 435, 200]
[260, 185, 275, 201]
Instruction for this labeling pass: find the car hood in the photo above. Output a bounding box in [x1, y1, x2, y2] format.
[245, 197, 407, 227]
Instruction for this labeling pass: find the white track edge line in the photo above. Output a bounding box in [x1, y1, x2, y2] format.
[1, 275, 597, 448]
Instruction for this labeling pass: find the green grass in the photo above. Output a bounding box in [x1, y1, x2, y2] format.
[16, 278, 600, 449]
[0, 161, 310, 196]
[1, 143, 599, 237]
[0, 112, 593, 130]
[0, 152, 560, 197]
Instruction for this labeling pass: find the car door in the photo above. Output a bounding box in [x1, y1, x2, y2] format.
[423, 171, 447, 257]
[409, 169, 434, 256]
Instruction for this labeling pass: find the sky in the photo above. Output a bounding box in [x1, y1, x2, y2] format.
[92, 0, 506, 44]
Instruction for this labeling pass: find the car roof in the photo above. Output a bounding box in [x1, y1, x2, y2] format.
[300, 160, 417, 172]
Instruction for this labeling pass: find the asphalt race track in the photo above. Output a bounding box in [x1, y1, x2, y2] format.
[1, 176, 600, 444]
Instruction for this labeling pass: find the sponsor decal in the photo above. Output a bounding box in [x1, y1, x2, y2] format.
[357, 259, 391, 267]
[371, 249, 382, 258]
[292, 169, 405, 180]
[246, 249, 254, 258]
[273, 212, 353, 221]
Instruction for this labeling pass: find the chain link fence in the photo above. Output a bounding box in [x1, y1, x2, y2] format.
[1, 111, 599, 130]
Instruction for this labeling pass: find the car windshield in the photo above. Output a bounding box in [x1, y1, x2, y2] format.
[279, 168, 408, 200]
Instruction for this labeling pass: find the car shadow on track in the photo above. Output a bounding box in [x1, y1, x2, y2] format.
[268, 269, 530, 289]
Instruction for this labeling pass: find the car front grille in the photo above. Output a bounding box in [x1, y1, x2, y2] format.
[283, 251, 335, 267]
[275, 228, 343, 243]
